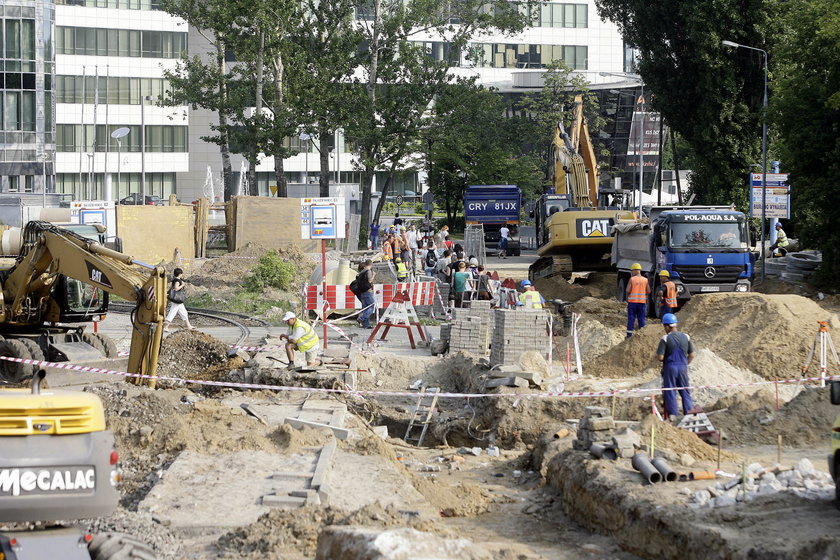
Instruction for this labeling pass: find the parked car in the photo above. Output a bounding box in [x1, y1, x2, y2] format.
[118, 193, 163, 206]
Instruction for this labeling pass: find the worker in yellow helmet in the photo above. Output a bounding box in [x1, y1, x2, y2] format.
[394, 257, 409, 282]
[657, 269, 678, 319]
[626, 263, 650, 338]
[280, 311, 321, 369]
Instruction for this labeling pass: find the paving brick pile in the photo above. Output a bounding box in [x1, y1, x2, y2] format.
[489, 309, 550, 365]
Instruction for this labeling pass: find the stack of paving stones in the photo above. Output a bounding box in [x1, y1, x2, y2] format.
[572, 406, 641, 458]
[489, 309, 549, 365]
[448, 314, 488, 355]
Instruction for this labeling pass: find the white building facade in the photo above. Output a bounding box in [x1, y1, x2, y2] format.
[45, 0, 631, 203]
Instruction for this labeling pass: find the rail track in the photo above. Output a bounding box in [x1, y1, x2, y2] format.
[108, 302, 267, 346]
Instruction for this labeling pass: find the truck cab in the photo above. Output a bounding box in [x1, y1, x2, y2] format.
[463, 185, 522, 256]
[653, 208, 752, 297]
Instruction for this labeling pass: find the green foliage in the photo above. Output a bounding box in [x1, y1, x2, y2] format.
[188, 292, 292, 319]
[594, 0, 777, 210]
[773, 0, 840, 284]
[243, 250, 297, 292]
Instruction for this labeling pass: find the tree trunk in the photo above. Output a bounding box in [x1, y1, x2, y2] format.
[359, 163, 375, 249]
[318, 127, 330, 198]
[373, 159, 400, 224]
[274, 154, 286, 197]
[247, 30, 266, 196]
[215, 39, 234, 201]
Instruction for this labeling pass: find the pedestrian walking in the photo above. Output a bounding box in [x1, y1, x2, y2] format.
[424, 241, 438, 277]
[656, 270, 677, 319]
[498, 223, 510, 258]
[354, 260, 375, 329]
[435, 249, 452, 284]
[164, 267, 195, 331]
[626, 263, 650, 338]
[369, 221, 380, 250]
[656, 313, 696, 419]
[453, 261, 473, 308]
[407, 224, 419, 271]
[280, 311, 322, 368]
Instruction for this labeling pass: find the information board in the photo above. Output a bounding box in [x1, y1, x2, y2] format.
[749, 173, 790, 219]
[300, 197, 345, 239]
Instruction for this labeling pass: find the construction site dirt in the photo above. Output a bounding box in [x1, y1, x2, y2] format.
[21, 249, 840, 560]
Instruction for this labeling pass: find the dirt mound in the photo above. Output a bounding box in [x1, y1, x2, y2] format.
[711, 386, 835, 446]
[588, 293, 838, 380]
[574, 296, 627, 329]
[189, 243, 314, 291]
[534, 272, 617, 303]
[641, 416, 740, 463]
[216, 503, 453, 559]
[157, 330, 232, 380]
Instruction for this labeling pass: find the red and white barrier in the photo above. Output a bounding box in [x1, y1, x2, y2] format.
[305, 282, 435, 312]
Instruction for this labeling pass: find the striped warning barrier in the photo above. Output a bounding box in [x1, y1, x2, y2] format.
[305, 282, 435, 312]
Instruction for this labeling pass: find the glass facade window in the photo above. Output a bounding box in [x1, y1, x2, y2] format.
[56, 0, 161, 10]
[531, 3, 587, 28]
[470, 43, 587, 70]
[56, 75, 175, 104]
[56, 27, 187, 58]
[55, 172, 176, 200]
[57, 124, 188, 152]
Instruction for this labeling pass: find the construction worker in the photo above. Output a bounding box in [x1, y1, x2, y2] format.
[518, 280, 544, 309]
[769, 222, 789, 257]
[394, 257, 409, 282]
[657, 270, 678, 319]
[280, 311, 321, 369]
[626, 263, 650, 338]
[382, 234, 394, 261]
[656, 313, 695, 419]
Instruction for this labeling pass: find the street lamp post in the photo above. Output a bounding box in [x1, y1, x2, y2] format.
[140, 95, 151, 202]
[600, 71, 645, 216]
[299, 133, 311, 185]
[722, 40, 768, 282]
[111, 127, 130, 200]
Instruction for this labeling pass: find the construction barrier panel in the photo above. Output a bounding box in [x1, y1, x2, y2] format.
[305, 282, 435, 312]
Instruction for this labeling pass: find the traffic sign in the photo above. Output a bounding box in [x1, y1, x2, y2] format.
[396, 195, 404, 207]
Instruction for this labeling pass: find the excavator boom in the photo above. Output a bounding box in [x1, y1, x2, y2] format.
[0, 221, 166, 386]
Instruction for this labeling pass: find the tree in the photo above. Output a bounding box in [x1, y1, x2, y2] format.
[160, 0, 240, 200]
[595, 0, 777, 209]
[287, 0, 361, 198]
[347, 0, 538, 249]
[773, 0, 840, 283]
[424, 81, 542, 224]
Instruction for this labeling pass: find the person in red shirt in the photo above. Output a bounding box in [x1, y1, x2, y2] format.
[626, 263, 650, 338]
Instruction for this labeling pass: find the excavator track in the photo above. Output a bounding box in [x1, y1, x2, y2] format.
[529, 255, 573, 281]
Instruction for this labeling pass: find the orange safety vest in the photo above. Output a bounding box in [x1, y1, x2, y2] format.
[383, 242, 393, 260]
[627, 275, 648, 304]
[662, 280, 677, 308]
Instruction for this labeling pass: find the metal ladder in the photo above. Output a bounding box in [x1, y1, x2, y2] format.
[404, 387, 440, 447]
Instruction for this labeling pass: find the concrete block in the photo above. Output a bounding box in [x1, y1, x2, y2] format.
[262, 494, 307, 508]
[285, 418, 350, 440]
[484, 376, 529, 389]
[584, 406, 610, 418]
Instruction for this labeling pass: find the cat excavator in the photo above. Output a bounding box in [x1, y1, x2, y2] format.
[529, 95, 632, 280]
[0, 220, 166, 387]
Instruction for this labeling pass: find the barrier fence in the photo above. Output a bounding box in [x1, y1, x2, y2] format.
[304, 282, 435, 312]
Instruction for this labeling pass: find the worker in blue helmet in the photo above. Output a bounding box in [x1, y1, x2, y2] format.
[518, 279, 544, 309]
[656, 313, 696, 420]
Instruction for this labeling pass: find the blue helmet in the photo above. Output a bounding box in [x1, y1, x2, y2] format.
[520, 280, 532, 288]
[662, 313, 678, 326]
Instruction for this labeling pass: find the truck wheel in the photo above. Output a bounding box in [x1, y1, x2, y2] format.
[89, 532, 158, 560]
[90, 333, 119, 358]
[616, 276, 627, 303]
[82, 332, 108, 355]
[0, 339, 34, 383]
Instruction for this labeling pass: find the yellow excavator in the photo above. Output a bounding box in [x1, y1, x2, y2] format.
[0, 220, 167, 387]
[529, 95, 632, 280]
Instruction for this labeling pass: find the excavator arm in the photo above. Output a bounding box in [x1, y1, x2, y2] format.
[1, 222, 166, 387]
[550, 95, 600, 208]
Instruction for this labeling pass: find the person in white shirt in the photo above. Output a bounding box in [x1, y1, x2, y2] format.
[407, 224, 419, 271]
[498, 224, 510, 259]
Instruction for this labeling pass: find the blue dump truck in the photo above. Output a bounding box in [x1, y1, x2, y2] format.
[463, 185, 522, 256]
[612, 206, 753, 316]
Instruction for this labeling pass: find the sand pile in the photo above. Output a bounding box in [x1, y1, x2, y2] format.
[588, 293, 839, 380]
[637, 349, 801, 409]
[534, 272, 617, 303]
[641, 416, 740, 462]
[711, 386, 836, 446]
[189, 243, 315, 291]
[576, 318, 625, 361]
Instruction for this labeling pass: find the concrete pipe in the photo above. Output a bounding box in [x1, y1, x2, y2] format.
[589, 443, 618, 461]
[631, 453, 662, 484]
[651, 457, 677, 482]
